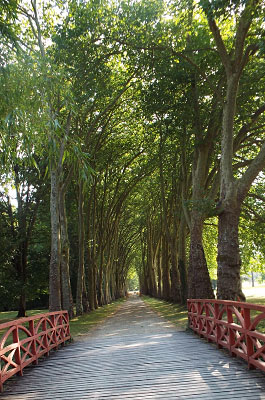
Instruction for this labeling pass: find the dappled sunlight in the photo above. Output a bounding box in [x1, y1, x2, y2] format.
[3, 297, 265, 399]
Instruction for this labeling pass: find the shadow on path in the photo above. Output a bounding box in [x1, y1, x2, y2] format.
[2, 296, 265, 399]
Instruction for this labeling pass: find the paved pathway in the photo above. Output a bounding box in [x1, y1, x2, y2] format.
[2, 297, 265, 399]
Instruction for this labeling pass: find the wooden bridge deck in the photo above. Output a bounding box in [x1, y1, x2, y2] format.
[1, 297, 265, 399]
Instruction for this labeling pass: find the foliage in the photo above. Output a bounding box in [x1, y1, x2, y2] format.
[0, 0, 264, 312]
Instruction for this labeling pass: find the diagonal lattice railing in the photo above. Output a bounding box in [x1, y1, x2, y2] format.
[0, 311, 70, 392]
[188, 299, 265, 373]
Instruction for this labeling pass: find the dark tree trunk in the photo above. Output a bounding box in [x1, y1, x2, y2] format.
[97, 254, 104, 306]
[217, 206, 245, 300]
[161, 235, 171, 300]
[170, 240, 181, 303]
[189, 212, 214, 299]
[59, 189, 74, 319]
[82, 274, 89, 313]
[16, 242, 28, 318]
[49, 169, 61, 311]
[76, 182, 85, 316]
[178, 215, 188, 304]
[157, 245, 162, 298]
[87, 257, 95, 311]
[17, 293, 26, 318]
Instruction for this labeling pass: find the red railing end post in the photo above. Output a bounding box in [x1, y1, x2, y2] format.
[29, 320, 38, 365]
[12, 327, 23, 377]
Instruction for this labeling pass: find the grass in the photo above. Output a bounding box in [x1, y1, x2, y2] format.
[246, 296, 265, 332]
[142, 291, 265, 333]
[0, 298, 126, 345]
[0, 309, 48, 325]
[142, 296, 188, 330]
[69, 298, 126, 339]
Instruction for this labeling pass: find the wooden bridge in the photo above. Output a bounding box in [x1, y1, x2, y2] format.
[1, 297, 265, 399]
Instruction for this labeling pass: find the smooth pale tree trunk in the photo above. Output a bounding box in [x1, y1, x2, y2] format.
[49, 169, 62, 311]
[251, 272, 255, 288]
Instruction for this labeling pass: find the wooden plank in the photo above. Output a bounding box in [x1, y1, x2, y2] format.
[1, 297, 265, 399]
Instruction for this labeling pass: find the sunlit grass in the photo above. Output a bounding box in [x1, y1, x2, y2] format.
[246, 296, 265, 332]
[142, 292, 265, 333]
[142, 296, 188, 329]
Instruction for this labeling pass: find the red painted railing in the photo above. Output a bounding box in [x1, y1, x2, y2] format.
[0, 311, 70, 392]
[188, 299, 265, 373]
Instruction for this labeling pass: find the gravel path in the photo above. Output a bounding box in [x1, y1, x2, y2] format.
[2, 296, 265, 399]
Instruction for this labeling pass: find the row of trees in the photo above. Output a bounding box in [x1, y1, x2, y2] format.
[0, 0, 265, 317]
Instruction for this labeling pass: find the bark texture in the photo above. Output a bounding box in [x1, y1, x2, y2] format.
[49, 169, 62, 311]
[189, 213, 214, 299]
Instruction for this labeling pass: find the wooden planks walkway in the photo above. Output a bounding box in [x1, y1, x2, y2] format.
[1, 297, 265, 399]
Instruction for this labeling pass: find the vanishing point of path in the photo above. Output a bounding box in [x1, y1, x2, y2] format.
[2, 297, 265, 400]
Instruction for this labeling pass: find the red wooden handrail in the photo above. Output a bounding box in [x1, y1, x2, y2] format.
[0, 311, 70, 392]
[187, 299, 265, 373]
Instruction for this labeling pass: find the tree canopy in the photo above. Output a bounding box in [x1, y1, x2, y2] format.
[0, 0, 265, 316]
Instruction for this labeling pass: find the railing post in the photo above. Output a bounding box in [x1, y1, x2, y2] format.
[214, 303, 222, 348]
[206, 302, 210, 341]
[12, 327, 23, 376]
[227, 305, 235, 354]
[243, 307, 255, 369]
[198, 301, 203, 336]
[60, 313, 65, 346]
[42, 318, 49, 356]
[65, 312, 70, 338]
[29, 320, 38, 365]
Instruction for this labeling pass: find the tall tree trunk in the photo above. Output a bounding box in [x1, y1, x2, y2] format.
[59, 188, 74, 319]
[189, 212, 214, 299]
[97, 249, 104, 306]
[159, 140, 181, 302]
[87, 256, 95, 310]
[82, 273, 89, 313]
[178, 215, 188, 304]
[206, 1, 263, 300]
[76, 181, 85, 316]
[170, 237, 181, 303]
[217, 206, 245, 300]
[49, 169, 61, 311]
[161, 234, 171, 300]
[157, 244, 162, 298]
[17, 241, 28, 318]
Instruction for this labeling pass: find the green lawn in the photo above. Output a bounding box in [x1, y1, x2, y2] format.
[0, 309, 48, 325]
[0, 298, 126, 343]
[142, 296, 188, 330]
[246, 296, 265, 332]
[142, 291, 265, 333]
